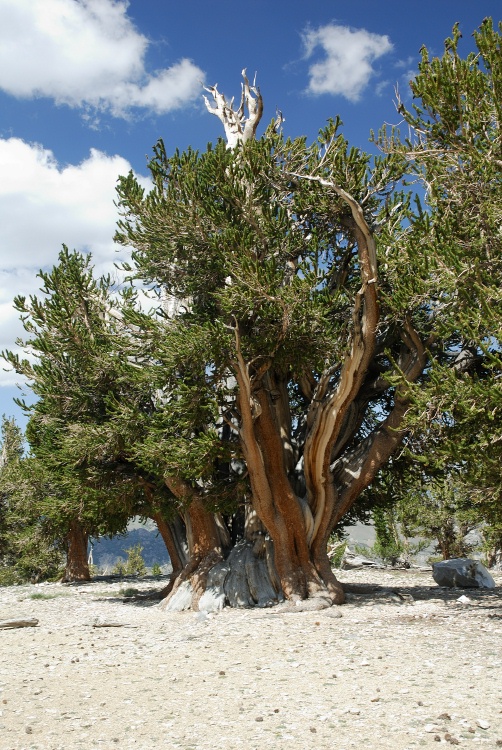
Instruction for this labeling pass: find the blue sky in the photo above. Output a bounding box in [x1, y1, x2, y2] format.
[0, 0, 500, 428]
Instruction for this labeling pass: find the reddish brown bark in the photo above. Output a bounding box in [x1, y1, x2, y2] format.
[63, 521, 90, 582]
[233, 350, 335, 604]
[161, 479, 225, 610]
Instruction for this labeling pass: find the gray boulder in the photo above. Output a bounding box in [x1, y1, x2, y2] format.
[432, 558, 495, 589]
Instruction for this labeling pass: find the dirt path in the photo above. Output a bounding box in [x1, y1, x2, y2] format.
[1, 568, 501, 750]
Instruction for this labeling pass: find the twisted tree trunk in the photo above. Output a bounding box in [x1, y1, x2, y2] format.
[160, 480, 227, 611]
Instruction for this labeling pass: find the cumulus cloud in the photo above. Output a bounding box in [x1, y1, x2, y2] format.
[0, 137, 151, 385]
[302, 24, 393, 102]
[0, 0, 204, 117]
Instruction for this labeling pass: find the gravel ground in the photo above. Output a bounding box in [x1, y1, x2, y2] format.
[0, 568, 501, 750]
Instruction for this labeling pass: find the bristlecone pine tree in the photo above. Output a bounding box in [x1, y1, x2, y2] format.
[114, 71, 428, 611]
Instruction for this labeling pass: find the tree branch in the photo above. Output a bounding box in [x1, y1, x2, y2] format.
[203, 70, 263, 149]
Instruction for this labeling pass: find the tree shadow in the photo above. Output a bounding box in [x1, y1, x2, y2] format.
[342, 580, 501, 612]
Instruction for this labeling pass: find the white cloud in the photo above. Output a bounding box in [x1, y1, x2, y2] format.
[0, 0, 204, 117]
[0, 137, 151, 385]
[302, 24, 393, 102]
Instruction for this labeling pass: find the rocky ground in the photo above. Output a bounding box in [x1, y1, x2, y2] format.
[0, 567, 501, 750]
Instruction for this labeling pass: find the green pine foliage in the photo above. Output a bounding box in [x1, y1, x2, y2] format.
[1, 20, 501, 581]
[372, 19, 502, 552]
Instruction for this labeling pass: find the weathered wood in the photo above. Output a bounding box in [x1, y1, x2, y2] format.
[0, 618, 39, 629]
[91, 620, 137, 628]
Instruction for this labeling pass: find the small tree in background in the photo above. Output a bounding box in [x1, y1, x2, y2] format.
[123, 544, 147, 576]
[3, 249, 138, 580]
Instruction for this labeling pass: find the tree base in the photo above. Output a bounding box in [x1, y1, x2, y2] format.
[158, 535, 347, 612]
[160, 537, 286, 612]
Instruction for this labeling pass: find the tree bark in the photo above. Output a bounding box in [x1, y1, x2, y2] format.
[63, 521, 90, 582]
[149, 511, 188, 598]
[160, 479, 227, 611]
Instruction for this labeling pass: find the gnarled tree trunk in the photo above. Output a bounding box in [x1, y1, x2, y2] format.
[160, 480, 228, 611]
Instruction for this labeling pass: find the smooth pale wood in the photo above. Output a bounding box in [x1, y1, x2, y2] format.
[0, 618, 39, 629]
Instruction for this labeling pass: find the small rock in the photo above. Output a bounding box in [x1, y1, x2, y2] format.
[255, 716, 264, 722]
[273, 709, 279, 713]
[370, 697, 380, 703]
[324, 609, 342, 619]
[457, 595, 472, 605]
[438, 713, 451, 720]
[445, 733, 459, 745]
[433, 736, 441, 742]
[425, 724, 439, 733]
[219, 670, 225, 676]
[476, 719, 490, 730]
[25, 726, 33, 734]
[310, 727, 317, 733]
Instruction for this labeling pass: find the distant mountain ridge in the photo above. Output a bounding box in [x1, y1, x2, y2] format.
[89, 527, 171, 572]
